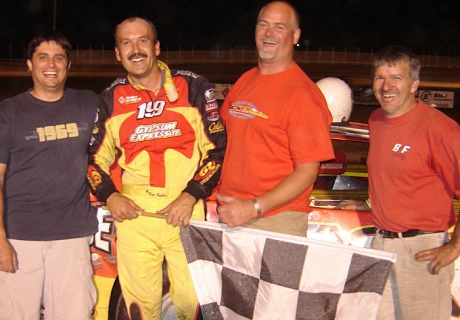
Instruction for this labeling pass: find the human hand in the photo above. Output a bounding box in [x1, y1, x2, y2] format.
[157, 192, 196, 226]
[106, 193, 143, 222]
[216, 193, 257, 228]
[335, 199, 370, 211]
[414, 241, 460, 275]
[0, 238, 17, 273]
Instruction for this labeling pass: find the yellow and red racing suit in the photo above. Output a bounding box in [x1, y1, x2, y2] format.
[87, 61, 226, 319]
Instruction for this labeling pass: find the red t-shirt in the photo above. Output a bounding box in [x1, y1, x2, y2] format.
[368, 100, 460, 232]
[219, 64, 334, 217]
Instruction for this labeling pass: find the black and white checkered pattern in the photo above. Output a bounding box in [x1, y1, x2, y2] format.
[181, 221, 396, 320]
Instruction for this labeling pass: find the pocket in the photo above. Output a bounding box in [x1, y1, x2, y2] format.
[407, 232, 446, 256]
[78, 258, 97, 306]
[72, 241, 97, 306]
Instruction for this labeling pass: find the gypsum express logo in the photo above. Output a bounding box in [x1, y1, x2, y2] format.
[129, 121, 182, 142]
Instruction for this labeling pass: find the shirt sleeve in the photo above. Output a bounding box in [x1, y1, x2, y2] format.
[182, 76, 227, 200]
[87, 90, 119, 203]
[286, 87, 334, 164]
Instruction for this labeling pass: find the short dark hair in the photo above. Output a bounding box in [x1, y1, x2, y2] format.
[114, 16, 158, 46]
[26, 30, 72, 66]
[372, 45, 421, 82]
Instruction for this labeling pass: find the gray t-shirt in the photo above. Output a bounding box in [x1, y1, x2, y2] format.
[0, 88, 98, 240]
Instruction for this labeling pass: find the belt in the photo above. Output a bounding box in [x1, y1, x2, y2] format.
[378, 229, 445, 239]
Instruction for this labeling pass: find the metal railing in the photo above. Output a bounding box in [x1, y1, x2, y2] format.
[68, 49, 460, 68]
[2, 46, 460, 68]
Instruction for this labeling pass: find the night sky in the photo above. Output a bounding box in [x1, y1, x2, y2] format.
[2, 0, 460, 56]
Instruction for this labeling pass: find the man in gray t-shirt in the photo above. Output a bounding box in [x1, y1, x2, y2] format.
[0, 30, 98, 319]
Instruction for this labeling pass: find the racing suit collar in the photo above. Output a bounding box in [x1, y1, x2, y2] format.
[127, 60, 179, 102]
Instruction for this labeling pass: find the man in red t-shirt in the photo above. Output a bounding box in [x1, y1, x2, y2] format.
[217, 1, 334, 236]
[368, 45, 460, 320]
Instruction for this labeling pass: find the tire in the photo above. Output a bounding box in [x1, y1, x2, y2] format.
[108, 277, 129, 320]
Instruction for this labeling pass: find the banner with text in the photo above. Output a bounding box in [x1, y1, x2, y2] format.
[212, 83, 233, 100]
[419, 90, 454, 108]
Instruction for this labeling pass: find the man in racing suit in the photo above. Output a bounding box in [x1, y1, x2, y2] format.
[87, 17, 226, 319]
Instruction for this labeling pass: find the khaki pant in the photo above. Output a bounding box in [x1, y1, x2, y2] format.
[0, 237, 96, 320]
[371, 232, 453, 320]
[243, 210, 308, 237]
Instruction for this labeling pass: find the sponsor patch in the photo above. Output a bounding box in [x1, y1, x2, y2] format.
[204, 89, 216, 102]
[107, 78, 127, 90]
[194, 161, 221, 185]
[205, 101, 218, 112]
[118, 95, 142, 105]
[207, 111, 220, 121]
[87, 166, 103, 190]
[175, 70, 200, 78]
[209, 121, 224, 134]
[129, 122, 182, 142]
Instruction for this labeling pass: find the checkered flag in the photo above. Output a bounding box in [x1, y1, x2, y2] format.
[180, 221, 396, 320]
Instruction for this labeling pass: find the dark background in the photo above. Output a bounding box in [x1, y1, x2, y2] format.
[1, 1, 460, 125]
[2, 0, 460, 55]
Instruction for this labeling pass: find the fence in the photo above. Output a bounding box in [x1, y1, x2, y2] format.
[2, 45, 460, 68]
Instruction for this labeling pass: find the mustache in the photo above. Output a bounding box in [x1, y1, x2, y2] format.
[128, 53, 148, 60]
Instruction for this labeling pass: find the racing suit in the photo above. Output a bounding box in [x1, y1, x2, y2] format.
[87, 61, 226, 319]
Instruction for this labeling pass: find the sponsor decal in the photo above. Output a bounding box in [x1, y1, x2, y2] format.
[229, 101, 268, 120]
[175, 70, 199, 78]
[129, 121, 182, 142]
[205, 101, 218, 112]
[209, 121, 224, 134]
[204, 88, 216, 102]
[194, 161, 221, 185]
[118, 95, 142, 105]
[207, 111, 220, 121]
[87, 167, 103, 190]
